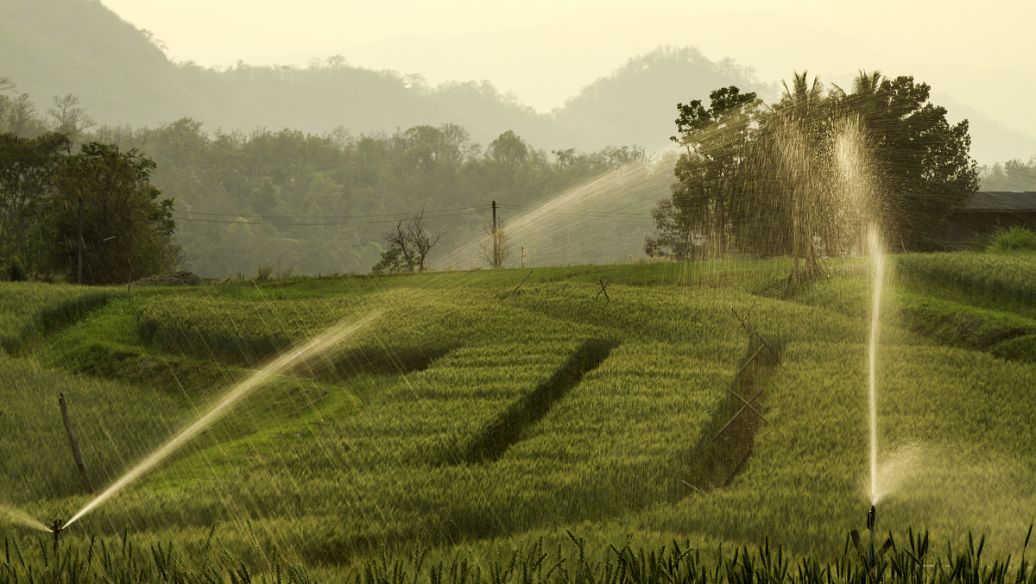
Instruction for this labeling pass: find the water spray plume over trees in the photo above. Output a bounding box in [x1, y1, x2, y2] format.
[649, 70, 979, 286]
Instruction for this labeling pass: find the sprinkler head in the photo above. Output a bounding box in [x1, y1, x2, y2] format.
[867, 505, 876, 531]
[50, 518, 64, 537]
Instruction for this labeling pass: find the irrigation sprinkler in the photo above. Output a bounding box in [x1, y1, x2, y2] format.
[50, 518, 64, 555]
[867, 504, 877, 566]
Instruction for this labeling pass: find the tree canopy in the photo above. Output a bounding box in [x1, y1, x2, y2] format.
[649, 71, 979, 262]
[51, 142, 177, 284]
[0, 131, 178, 283]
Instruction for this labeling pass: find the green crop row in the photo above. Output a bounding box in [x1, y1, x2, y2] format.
[0, 282, 115, 353]
[24, 337, 737, 565]
[637, 341, 1036, 556]
[791, 270, 1036, 362]
[896, 253, 1036, 313]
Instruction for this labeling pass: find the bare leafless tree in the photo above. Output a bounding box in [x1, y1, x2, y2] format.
[372, 209, 442, 274]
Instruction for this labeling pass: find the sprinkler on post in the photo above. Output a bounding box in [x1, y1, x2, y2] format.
[50, 518, 64, 555]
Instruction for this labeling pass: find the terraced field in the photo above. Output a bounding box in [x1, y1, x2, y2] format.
[1, 253, 1034, 579]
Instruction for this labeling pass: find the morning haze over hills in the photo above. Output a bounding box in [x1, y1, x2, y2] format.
[4, 0, 1034, 163]
[0, 0, 756, 153]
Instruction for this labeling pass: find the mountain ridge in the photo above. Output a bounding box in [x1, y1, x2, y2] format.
[2, 0, 1032, 162]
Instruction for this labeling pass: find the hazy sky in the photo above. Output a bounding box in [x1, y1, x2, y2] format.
[101, 0, 1036, 137]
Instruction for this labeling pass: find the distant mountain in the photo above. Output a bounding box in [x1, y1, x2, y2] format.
[1, 0, 1029, 162]
[553, 47, 760, 151]
[0, 0, 189, 123]
[0, 0, 755, 151]
[0, 0, 546, 141]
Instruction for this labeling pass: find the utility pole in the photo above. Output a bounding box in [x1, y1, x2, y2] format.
[491, 200, 500, 269]
[76, 195, 84, 284]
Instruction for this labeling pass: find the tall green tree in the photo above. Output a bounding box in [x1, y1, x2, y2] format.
[771, 72, 829, 286]
[650, 71, 979, 268]
[835, 73, 978, 249]
[52, 143, 177, 283]
[646, 86, 760, 259]
[0, 132, 69, 275]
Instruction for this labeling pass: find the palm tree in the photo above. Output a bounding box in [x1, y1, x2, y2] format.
[776, 72, 826, 292]
[852, 70, 883, 96]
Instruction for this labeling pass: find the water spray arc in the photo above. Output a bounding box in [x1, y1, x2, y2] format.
[0, 504, 50, 533]
[62, 311, 381, 529]
[832, 119, 886, 529]
[867, 224, 884, 509]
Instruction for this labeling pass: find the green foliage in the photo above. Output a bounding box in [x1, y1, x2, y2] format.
[655, 71, 979, 260]
[647, 86, 760, 259]
[96, 121, 640, 277]
[896, 252, 1036, 309]
[0, 132, 69, 275]
[845, 75, 979, 250]
[4, 257, 24, 282]
[987, 226, 1036, 253]
[51, 142, 178, 284]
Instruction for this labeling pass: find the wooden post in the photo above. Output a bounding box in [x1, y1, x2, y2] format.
[594, 279, 610, 303]
[59, 394, 89, 491]
[491, 200, 500, 268]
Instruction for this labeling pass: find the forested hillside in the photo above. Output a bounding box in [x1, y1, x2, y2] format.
[95, 121, 647, 276]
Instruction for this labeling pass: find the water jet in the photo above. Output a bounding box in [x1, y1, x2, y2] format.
[867, 225, 884, 506]
[63, 311, 380, 529]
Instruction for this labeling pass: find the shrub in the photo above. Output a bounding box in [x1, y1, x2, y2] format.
[986, 226, 1036, 253]
[6, 256, 26, 281]
[256, 265, 274, 281]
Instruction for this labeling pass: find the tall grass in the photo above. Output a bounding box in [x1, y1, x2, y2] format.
[986, 227, 1036, 253]
[1, 529, 1033, 584]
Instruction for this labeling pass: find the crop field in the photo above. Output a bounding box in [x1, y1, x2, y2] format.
[1, 252, 1035, 580]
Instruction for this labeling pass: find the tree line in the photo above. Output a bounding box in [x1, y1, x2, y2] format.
[981, 158, 1036, 191]
[2, 77, 644, 279]
[648, 71, 979, 280]
[95, 122, 641, 276]
[0, 82, 176, 283]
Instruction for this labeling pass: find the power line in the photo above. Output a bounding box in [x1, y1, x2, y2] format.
[496, 203, 655, 219]
[172, 213, 477, 227]
[176, 205, 483, 220]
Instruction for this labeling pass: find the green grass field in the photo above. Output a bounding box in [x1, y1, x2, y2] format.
[1, 252, 1035, 581]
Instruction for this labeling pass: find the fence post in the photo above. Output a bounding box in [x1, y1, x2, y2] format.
[59, 393, 90, 491]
